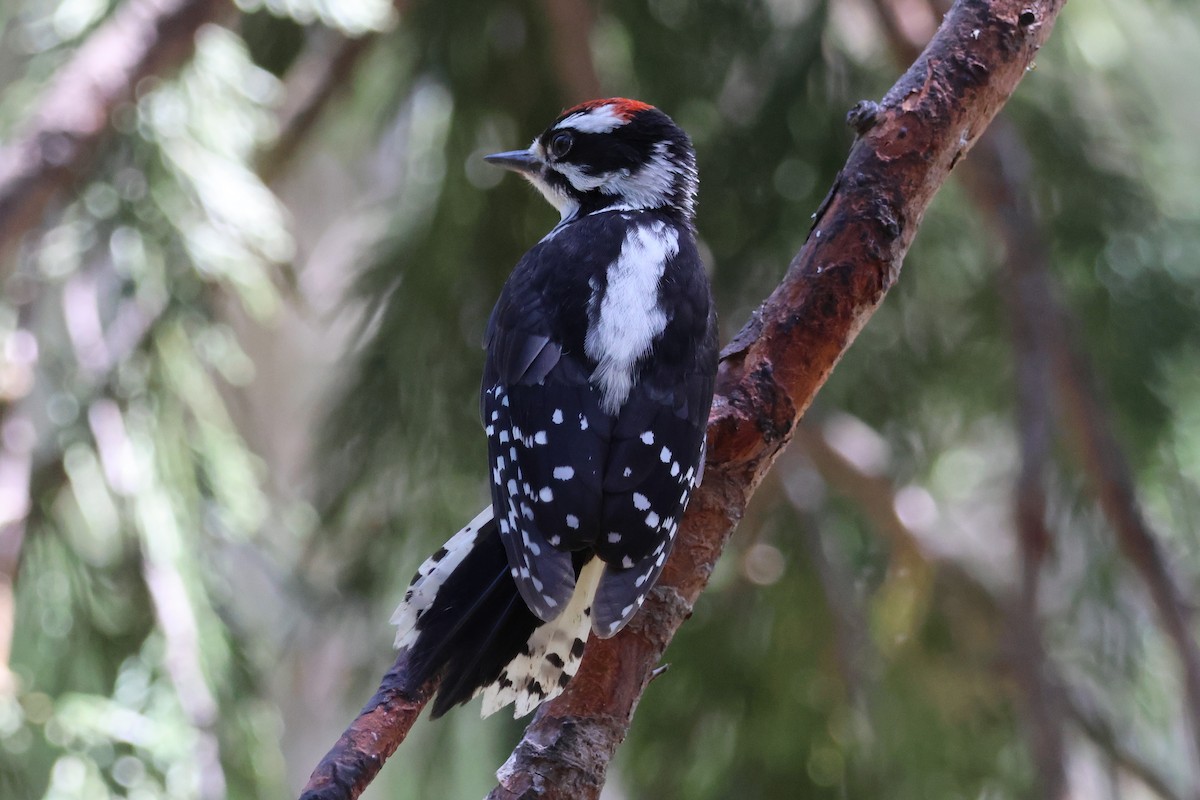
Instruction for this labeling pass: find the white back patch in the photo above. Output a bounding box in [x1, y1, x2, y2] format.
[585, 221, 678, 413]
[391, 506, 493, 650]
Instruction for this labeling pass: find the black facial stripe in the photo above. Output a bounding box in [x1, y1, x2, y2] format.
[540, 167, 575, 194]
[540, 109, 690, 175]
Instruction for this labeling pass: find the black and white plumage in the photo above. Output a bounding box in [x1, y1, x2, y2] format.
[391, 99, 718, 718]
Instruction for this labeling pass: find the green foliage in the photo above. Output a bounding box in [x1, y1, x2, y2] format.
[2, 22, 289, 800]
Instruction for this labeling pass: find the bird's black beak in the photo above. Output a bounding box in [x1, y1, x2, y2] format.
[484, 149, 540, 175]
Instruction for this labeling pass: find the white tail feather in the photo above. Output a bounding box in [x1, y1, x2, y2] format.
[391, 506, 493, 650]
[480, 557, 604, 718]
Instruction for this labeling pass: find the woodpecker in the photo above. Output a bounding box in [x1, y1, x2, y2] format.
[391, 99, 717, 718]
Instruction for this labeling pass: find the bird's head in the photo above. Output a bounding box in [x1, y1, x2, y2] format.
[486, 98, 697, 224]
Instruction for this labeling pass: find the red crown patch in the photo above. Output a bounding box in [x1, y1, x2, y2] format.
[561, 97, 654, 121]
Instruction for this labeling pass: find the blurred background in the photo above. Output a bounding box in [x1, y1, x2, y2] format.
[2, 0, 1200, 797]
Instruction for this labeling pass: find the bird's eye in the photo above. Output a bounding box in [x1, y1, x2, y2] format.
[547, 131, 574, 159]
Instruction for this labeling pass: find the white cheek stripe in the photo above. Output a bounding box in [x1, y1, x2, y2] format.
[585, 221, 677, 413]
[554, 162, 608, 193]
[600, 142, 680, 214]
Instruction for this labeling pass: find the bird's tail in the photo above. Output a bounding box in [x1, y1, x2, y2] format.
[391, 506, 602, 718]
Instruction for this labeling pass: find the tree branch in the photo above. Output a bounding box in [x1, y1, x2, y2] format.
[487, 1, 1064, 797]
[0, 0, 233, 266]
[992, 125, 1068, 798]
[298, 652, 434, 800]
[1052, 303, 1200, 766]
[869, 0, 1196, 786]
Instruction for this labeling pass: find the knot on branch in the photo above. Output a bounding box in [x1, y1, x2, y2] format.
[847, 100, 882, 135]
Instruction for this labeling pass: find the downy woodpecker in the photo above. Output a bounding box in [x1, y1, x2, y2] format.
[392, 99, 718, 718]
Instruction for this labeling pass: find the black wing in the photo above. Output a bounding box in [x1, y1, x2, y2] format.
[482, 213, 716, 634]
[590, 258, 717, 636]
[480, 220, 621, 622]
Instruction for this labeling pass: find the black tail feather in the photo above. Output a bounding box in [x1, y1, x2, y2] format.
[432, 592, 523, 717]
[398, 515, 542, 717]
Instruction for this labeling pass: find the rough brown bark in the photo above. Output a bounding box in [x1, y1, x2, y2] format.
[0, 0, 232, 267]
[298, 652, 434, 800]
